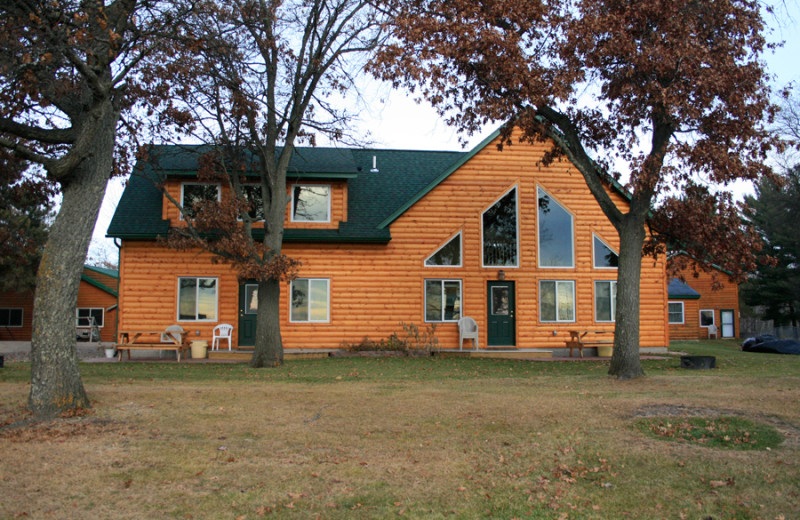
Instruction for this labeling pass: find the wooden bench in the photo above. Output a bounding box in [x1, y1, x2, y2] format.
[566, 330, 613, 358]
[116, 330, 190, 362]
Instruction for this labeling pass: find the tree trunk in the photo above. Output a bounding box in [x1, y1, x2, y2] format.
[608, 214, 647, 379]
[28, 106, 118, 418]
[251, 277, 284, 367]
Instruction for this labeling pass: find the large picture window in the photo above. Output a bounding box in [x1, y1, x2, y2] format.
[76, 308, 104, 328]
[0, 308, 23, 328]
[593, 235, 619, 269]
[178, 277, 218, 321]
[539, 280, 575, 322]
[291, 278, 329, 322]
[482, 187, 518, 267]
[425, 232, 462, 267]
[538, 187, 574, 268]
[291, 185, 331, 222]
[668, 302, 685, 324]
[181, 183, 220, 219]
[425, 279, 462, 322]
[594, 281, 617, 322]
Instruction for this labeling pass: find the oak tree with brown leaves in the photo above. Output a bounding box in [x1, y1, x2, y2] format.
[0, 0, 191, 417]
[372, 0, 781, 378]
[159, 0, 389, 367]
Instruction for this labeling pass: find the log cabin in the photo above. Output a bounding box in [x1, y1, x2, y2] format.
[668, 257, 740, 340]
[0, 265, 119, 343]
[107, 128, 669, 355]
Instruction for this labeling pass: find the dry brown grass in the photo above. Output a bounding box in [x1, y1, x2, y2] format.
[1, 355, 799, 519]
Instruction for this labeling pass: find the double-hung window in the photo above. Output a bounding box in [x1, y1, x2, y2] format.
[178, 277, 218, 321]
[594, 280, 617, 322]
[291, 278, 329, 322]
[539, 280, 575, 322]
[425, 279, 462, 322]
[668, 302, 685, 324]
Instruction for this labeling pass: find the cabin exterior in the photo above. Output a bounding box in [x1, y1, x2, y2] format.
[667, 259, 740, 340]
[0, 265, 119, 343]
[107, 129, 669, 354]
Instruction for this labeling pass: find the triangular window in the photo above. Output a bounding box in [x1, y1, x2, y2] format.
[425, 232, 462, 267]
[593, 235, 619, 268]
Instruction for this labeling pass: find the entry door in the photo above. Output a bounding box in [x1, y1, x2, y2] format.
[487, 281, 515, 346]
[238, 282, 258, 347]
[721, 310, 735, 338]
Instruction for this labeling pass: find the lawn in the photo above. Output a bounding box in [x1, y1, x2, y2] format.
[1, 340, 798, 519]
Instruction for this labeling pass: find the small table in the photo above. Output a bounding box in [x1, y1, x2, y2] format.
[116, 330, 190, 362]
[566, 330, 613, 358]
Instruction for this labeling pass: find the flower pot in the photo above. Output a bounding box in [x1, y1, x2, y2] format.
[103, 346, 117, 358]
[596, 345, 613, 357]
[191, 340, 208, 359]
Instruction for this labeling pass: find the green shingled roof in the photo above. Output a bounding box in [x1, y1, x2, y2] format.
[107, 145, 465, 242]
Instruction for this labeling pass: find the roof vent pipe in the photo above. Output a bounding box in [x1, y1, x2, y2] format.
[370, 155, 379, 173]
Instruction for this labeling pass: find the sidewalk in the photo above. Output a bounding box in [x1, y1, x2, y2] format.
[0, 341, 105, 362]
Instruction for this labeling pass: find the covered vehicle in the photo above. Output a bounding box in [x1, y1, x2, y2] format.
[742, 335, 800, 355]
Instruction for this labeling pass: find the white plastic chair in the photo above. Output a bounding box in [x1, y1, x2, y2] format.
[458, 317, 479, 351]
[163, 324, 185, 344]
[707, 324, 718, 340]
[212, 323, 234, 351]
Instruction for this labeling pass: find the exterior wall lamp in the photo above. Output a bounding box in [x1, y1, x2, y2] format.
[497, 270, 506, 281]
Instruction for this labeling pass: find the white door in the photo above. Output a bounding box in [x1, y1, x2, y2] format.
[721, 310, 735, 338]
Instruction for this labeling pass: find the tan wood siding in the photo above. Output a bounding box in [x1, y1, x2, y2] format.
[669, 260, 740, 340]
[0, 290, 34, 341]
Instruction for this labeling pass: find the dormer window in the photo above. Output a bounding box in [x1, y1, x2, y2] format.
[181, 183, 220, 220]
[291, 185, 331, 223]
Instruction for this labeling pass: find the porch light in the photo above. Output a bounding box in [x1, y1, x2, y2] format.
[497, 270, 505, 281]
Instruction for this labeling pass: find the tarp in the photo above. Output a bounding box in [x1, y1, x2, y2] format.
[742, 335, 800, 355]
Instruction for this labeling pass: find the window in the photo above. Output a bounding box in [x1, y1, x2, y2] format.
[538, 187, 574, 267]
[482, 187, 518, 267]
[425, 279, 462, 322]
[181, 183, 220, 219]
[593, 235, 619, 268]
[668, 302, 685, 324]
[0, 308, 23, 328]
[244, 284, 259, 314]
[291, 278, 329, 322]
[178, 277, 218, 321]
[241, 184, 264, 221]
[700, 309, 715, 327]
[76, 308, 104, 328]
[595, 281, 617, 322]
[425, 232, 462, 267]
[539, 280, 575, 322]
[291, 185, 331, 222]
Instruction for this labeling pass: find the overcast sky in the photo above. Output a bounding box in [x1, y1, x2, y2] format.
[89, 2, 800, 264]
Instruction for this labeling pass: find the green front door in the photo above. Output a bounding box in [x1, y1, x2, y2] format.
[238, 282, 258, 347]
[487, 281, 515, 346]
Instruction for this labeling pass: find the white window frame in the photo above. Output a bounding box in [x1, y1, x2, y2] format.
[539, 280, 576, 323]
[177, 276, 219, 322]
[290, 278, 330, 323]
[180, 182, 221, 221]
[594, 280, 617, 323]
[424, 279, 463, 323]
[425, 231, 463, 268]
[668, 302, 685, 324]
[592, 234, 619, 270]
[290, 184, 332, 223]
[700, 309, 715, 328]
[481, 185, 520, 268]
[537, 186, 575, 269]
[0, 308, 23, 328]
[76, 307, 104, 328]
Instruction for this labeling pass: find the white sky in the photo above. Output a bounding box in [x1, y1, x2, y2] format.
[89, 2, 800, 262]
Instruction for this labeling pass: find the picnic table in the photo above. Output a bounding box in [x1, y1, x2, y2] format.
[116, 329, 190, 362]
[566, 330, 613, 358]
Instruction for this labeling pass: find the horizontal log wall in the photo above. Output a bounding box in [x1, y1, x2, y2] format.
[75, 282, 118, 343]
[669, 261, 740, 339]
[120, 133, 668, 350]
[0, 290, 34, 341]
